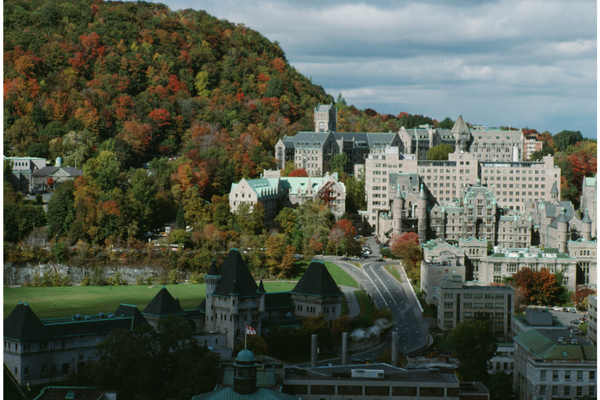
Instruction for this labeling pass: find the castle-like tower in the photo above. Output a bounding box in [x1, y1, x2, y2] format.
[204, 259, 220, 332]
[452, 115, 471, 152]
[392, 185, 404, 236]
[314, 103, 337, 132]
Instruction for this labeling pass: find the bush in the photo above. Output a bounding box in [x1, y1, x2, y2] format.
[62, 275, 71, 286]
[81, 276, 91, 286]
[91, 266, 107, 286]
[168, 269, 178, 285]
[53, 242, 68, 264]
[35, 193, 43, 204]
[32, 273, 41, 287]
[145, 276, 153, 285]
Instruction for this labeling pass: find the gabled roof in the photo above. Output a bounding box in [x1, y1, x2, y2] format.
[290, 261, 343, 297]
[32, 166, 83, 177]
[114, 304, 149, 329]
[4, 303, 50, 341]
[282, 132, 331, 149]
[44, 316, 143, 338]
[142, 287, 186, 317]
[212, 249, 259, 298]
[550, 182, 559, 194]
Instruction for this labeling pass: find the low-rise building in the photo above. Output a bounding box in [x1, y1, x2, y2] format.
[488, 342, 515, 375]
[282, 364, 490, 400]
[513, 306, 565, 336]
[513, 328, 597, 400]
[437, 277, 514, 342]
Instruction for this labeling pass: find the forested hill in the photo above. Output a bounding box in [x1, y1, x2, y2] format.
[4, 0, 336, 168]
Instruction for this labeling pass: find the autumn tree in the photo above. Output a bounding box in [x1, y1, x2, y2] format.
[289, 168, 308, 177]
[511, 268, 562, 306]
[571, 285, 596, 311]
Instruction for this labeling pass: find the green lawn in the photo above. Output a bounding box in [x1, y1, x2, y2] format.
[324, 262, 358, 288]
[4, 282, 296, 320]
[383, 265, 402, 283]
[580, 322, 588, 335]
[353, 290, 374, 324]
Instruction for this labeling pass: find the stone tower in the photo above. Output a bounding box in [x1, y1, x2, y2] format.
[452, 115, 471, 152]
[392, 185, 404, 236]
[550, 182, 559, 203]
[314, 103, 337, 132]
[417, 183, 427, 244]
[204, 259, 220, 332]
[581, 209, 592, 241]
[555, 208, 569, 253]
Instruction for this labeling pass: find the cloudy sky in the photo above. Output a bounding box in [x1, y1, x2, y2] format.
[158, 0, 597, 138]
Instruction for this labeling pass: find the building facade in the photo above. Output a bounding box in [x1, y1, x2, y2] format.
[588, 295, 597, 347]
[436, 276, 514, 341]
[513, 328, 597, 400]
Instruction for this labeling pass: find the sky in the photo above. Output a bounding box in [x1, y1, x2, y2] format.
[157, 0, 597, 138]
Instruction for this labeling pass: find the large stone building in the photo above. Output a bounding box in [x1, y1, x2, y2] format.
[229, 169, 346, 222]
[4, 250, 343, 386]
[5, 156, 47, 194]
[588, 295, 597, 347]
[513, 328, 597, 400]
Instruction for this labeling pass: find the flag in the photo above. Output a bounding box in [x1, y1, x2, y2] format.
[245, 325, 256, 335]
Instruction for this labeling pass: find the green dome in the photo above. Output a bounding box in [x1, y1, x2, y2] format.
[236, 348, 256, 362]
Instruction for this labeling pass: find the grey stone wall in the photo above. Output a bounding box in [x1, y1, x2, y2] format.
[3, 263, 184, 286]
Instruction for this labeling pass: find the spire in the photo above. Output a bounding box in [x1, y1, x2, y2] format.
[418, 183, 427, 199]
[257, 278, 266, 293]
[550, 182, 559, 195]
[451, 115, 471, 135]
[582, 208, 592, 224]
[207, 259, 220, 276]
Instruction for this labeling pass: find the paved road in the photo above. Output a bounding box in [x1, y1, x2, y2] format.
[319, 256, 431, 365]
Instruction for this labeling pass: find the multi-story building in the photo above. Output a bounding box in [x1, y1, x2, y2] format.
[282, 364, 490, 400]
[513, 328, 597, 400]
[579, 175, 597, 238]
[523, 137, 544, 160]
[5, 156, 47, 194]
[421, 239, 467, 305]
[437, 276, 515, 342]
[588, 295, 597, 347]
[229, 170, 346, 222]
[488, 343, 515, 375]
[479, 247, 577, 291]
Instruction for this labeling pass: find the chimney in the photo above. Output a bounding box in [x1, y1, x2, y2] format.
[311, 334, 318, 368]
[342, 332, 348, 366]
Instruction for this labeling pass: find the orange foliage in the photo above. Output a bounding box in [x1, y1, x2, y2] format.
[272, 58, 286, 74]
[149, 108, 171, 126]
[118, 120, 153, 154]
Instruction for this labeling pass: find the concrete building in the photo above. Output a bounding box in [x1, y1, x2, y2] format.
[588, 295, 597, 347]
[488, 343, 515, 375]
[229, 170, 346, 222]
[513, 328, 597, 400]
[421, 239, 467, 305]
[512, 306, 565, 336]
[5, 156, 47, 194]
[282, 364, 490, 400]
[579, 176, 597, 238]
[437, 276, 514, 342]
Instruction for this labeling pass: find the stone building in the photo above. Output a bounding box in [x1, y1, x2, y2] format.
[229, 170, 346, 222]
[3, 302, 148, 386]
[579, 176, 596, 238]
[5, 156, 47, 194]
[512, 306, 565, 336]
[436, 276, 515, 342]
[289, 260, 344, 326]
[421, 239, 467, 305]
[513, 328, 597, 400]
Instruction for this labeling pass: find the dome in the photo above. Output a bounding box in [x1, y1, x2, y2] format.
[236, 348, 256, 363]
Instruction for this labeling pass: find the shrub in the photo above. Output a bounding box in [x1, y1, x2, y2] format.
[91, 266, 107, 286]
[32, 273, 41, 287]
[145, 276, 153, 285]
[62, 275, 71, 286]
[81, 276, 91, 286]
[168, 269, 178, 285]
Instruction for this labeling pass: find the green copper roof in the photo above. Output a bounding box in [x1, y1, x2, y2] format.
[515, 329, 597, 361]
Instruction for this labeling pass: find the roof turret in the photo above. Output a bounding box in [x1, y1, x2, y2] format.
[418, 183, 427, 199]
[451, 115, 471, 135]
[550, 182, 559, 194]
[207, 258, 219, 276]
[582, 208, 592, 224]
[257, 279, 266, 293]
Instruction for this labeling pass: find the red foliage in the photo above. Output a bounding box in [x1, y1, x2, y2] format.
[149, 108, 171, 126]
[118, 120, 153, 154]
[512, 268, 560, 305]
[272, 58, 286, 74]
[257, 73, 270, 83]
[331, 219, 357, 239]
[289, 168, 308, 177]
[571, 285, 596, 309]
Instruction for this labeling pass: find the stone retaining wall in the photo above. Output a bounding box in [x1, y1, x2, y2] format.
[3, 263, 181, 286]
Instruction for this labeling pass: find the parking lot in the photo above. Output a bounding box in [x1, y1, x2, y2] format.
[549, 308, 587, 328]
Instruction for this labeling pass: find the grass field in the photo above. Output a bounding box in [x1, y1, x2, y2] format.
[3, 282, 297, 320]
[383, 265, 402, 283]
[324, 262, 358, 288]
[353, 290, 374, 325]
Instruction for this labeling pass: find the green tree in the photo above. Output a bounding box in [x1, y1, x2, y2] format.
[427, 143, 454, 160]
[175, 203, 186, 230]
[328, 153, 347, 174]
[90, 316, 219, 400]
[274, 207, 296, 237]
[345, 175, 366, 213]
[488, 371, 515, 400]
[264, 77, 283, 98]
[553, 130, 583, 152]
[438, 117, 454, 129]
[448, 319, 498, 385]
[83, 151, 122, 192]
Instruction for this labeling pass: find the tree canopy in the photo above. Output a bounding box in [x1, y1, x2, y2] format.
[448, 319, 498, 385]
[427, 143, 454, 160]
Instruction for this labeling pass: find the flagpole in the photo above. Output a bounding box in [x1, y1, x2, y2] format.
[245, 331, 247, 349]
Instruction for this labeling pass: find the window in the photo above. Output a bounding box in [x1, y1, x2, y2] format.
[590, 370, 595, 380]
[42, 365, 46, 374]
[590, 386, 596, 396]
[541, 370, 547, 380]
[552, 386, 558, 396]
[539, 386, 546, 396]
[577, 371, 583, 380]
[62, 363, 69, 375]
[24, 367, 28, 376]
[564, 386, 570, 396]
[576, 387, 583, 396]
[444, 302, 453, 308]
[565, 371, 570, 380]
[552, 370, 558, 380]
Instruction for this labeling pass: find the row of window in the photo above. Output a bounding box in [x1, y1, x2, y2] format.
[15, 363, 69, 376]
[540, 370, 595, 381]
[539, 385, 594, 397]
